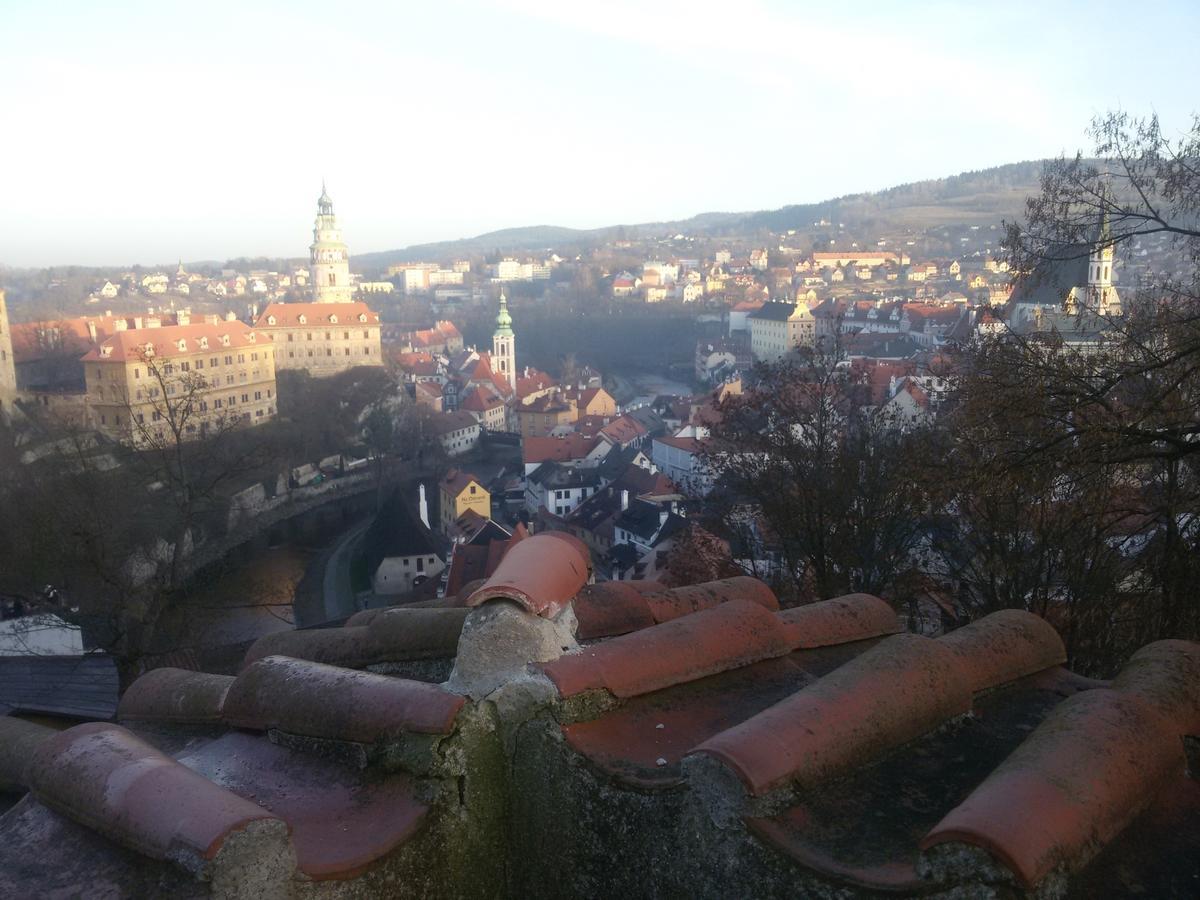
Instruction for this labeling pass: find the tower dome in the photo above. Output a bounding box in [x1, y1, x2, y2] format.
[492, 290, 516, 385]
[309, 182, 352, 303]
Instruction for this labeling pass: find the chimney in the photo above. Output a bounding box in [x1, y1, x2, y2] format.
[86, 320, 98, 343]
[177, 313, 190, 326]
[133, 316, 143, 329]
[659, 510, 669, 527]
[114, 319, 127, 332]
[418, 484, 430, 528]
[620, 490, 629, 511]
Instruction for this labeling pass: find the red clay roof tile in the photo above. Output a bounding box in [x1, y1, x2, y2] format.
[572, 576, 779, 641]
[542, 599, 793, 699]
[777, 593, 899, 649]
[179, 732, 428, 881]
[28, 723, 282, 862]
[937, 609, 1067, 694]
[922, 640, 1199, 888]
[117, 668, 234, 725]
[464, 532, 591, 619]
[561, 657, 812, 788]
[222, 656, 465, 741]
[241, 608, 469, 670]
[921, 688, 1184, 889]
[695, 633, 971, 796]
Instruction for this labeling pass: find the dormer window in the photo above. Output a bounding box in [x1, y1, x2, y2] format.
[248, 332, 256, 342]
[143, 343, 155, 357]
[329, 314, 338, 324]
[298, 314, 307, 325]
[267, 315, 277, 326]
[358, 313, 367, 322]
[200, 336, 209, 349]
[100, 346, 113, 357]
[221, 334, 231, 347]
[177, 339, 188, 352]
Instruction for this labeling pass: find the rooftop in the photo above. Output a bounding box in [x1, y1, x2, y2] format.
[0, 532, 1195, 898]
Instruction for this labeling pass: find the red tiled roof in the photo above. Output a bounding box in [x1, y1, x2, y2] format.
[441, 469, 483, 497]
[522, 434, 603, 466]
[254, 301, 380, 328]
[81, 321, 262, 362]
[598, 415, 646, 445]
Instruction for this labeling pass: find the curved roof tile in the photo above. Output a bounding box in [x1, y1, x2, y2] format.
[695, 634, 971, 796]
[572, 576, 778, 641]
[921, 688, 1183, 889]
[118, 668, 234, 725]
[242, 608, 469, 670]
[464, 532, 591, 619]
[777, 593, 900, 649]
[1109, 639, 1200, 733]
[542, 599, 792, 699]
[938, 609, 1067, 694]
[27, 723, 282, 862]
[222, 656, 465, 741]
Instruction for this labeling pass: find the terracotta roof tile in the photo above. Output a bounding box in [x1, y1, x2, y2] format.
[695, 633, 971, 795]
[241, 608, 470, 670]
[117, 668, 234, 725]
[222, 656, 465, 740]
[777, 593, 900, 649]
[464, 532, 591, 619]
[178, 732, 427, 881]
[573, 576, 779, 641]
[921, 688, 1183, 889]
[254, 301, 380, 328]
[542, 599, 792, 699]
[937, 609, 1067, 694]
[28, 723, 282, 863]
[922, 639, 1200, 888]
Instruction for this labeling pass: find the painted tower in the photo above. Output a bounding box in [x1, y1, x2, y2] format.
[309, 183, 353, 303]
[492, 290, 515, 386]
[0, 291, 18, 421]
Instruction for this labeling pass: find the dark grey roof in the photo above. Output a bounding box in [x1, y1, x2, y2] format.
[528, 461, 602, 490]
[0, 655, 119, 720]
[362, 492, 442, 567]
[615, 498, 667, 540]
[1008, 246, 1090, 308]
[749, 302, 798, 321]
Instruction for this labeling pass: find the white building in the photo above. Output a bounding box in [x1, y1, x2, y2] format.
[309, 184, 353, 303]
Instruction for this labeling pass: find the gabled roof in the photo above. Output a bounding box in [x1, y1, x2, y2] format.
[522, 433, 604, 466]
[441, 469, 484, 497]
[81, 321, 261, 362]
[254, 301, 380, 328]
[599, 415, 647, 445]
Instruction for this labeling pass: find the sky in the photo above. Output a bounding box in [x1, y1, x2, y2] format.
[2, 0, 1197, 268]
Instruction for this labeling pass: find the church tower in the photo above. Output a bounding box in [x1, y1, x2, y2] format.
[492, 290, 515, 386]
[1086, 207, 1121, 316]
[309, 183, 353, 303]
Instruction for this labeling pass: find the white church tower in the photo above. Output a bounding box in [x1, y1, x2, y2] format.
[492, 290, 516, 386]
[309, 183, 353, 303]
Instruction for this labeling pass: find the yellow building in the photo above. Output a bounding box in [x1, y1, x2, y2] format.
[81, 320, 277, 446]
[0, 291, 17, 420]
[253, 302, 382, 376]
[439, 470, 490, 532]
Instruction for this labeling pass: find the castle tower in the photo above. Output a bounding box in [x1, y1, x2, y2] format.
[0, 291, 18, 421]
[492, 290, 515, 385]
[309, 183, 353, 303]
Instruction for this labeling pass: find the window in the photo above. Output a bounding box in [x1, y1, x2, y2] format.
[196, 359, 204, 369]
[416, 558, 425, 573]
[287, 333, 294, 342]
[224, 355, 232, 365]
[134, 368, 141, 380]
[241, 394, 249, 403]
[325, 331, 331, 340]
[254, 391, 261, 400]
[237, 354, 245, 363]
[211, 357, 219, 368]
[326, 348, 332, 356]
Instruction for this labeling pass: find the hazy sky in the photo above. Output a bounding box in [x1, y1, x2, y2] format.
[2, 0, 1197, 267]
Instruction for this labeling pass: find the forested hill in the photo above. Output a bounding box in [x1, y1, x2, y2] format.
[354, 160, 1047, 268]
